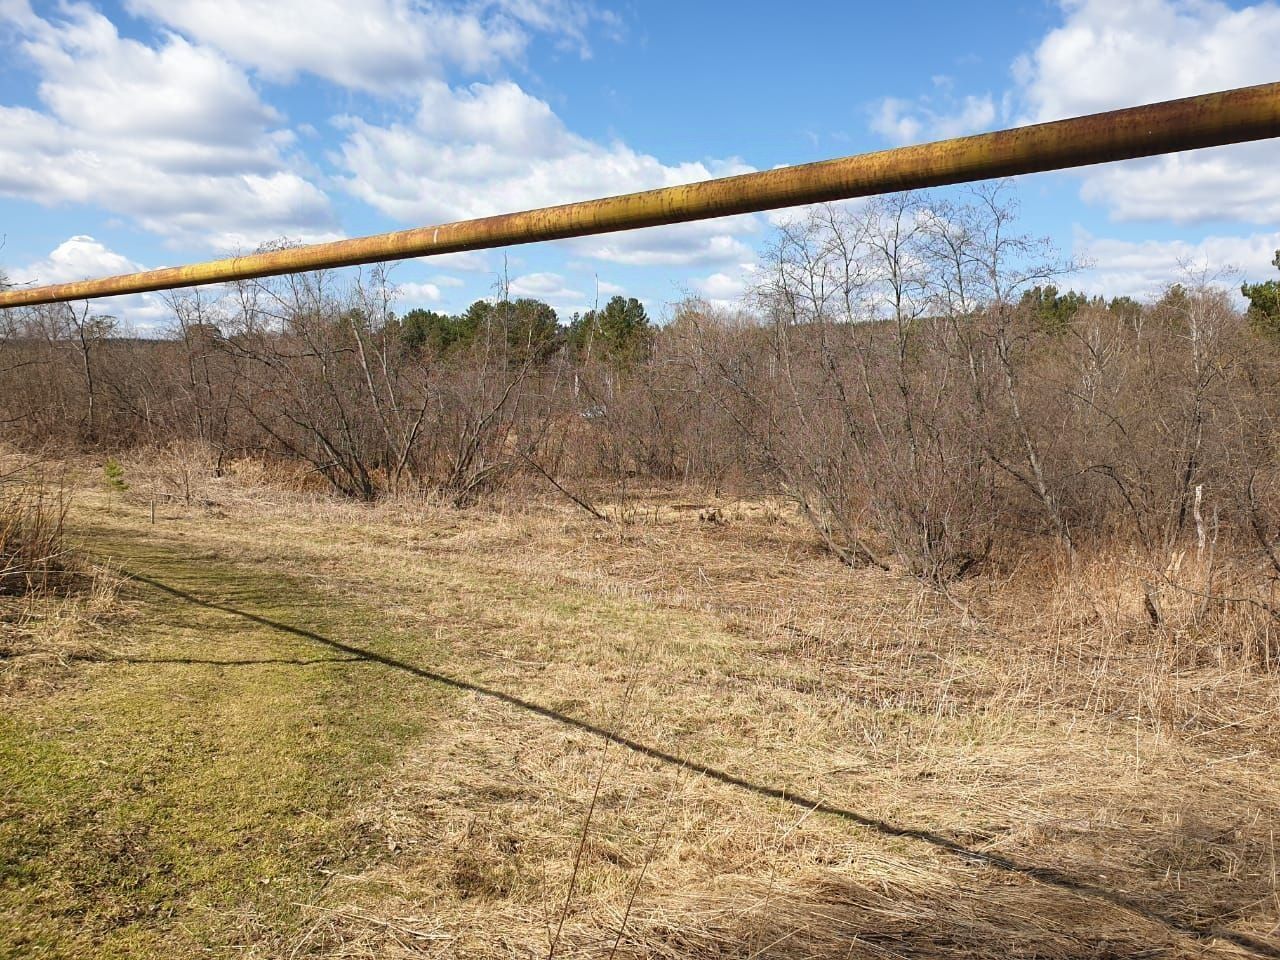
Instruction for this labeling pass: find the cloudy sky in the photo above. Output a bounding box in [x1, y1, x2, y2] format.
[1, 0, 1278, 331]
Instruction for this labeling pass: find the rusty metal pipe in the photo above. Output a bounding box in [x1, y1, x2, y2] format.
[4, 81, 1280, 309]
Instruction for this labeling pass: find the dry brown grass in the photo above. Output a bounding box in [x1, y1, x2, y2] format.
[116, 440, 335, 510]
[0, 574, 120, 697]
[1, 457, 71, 595]
[1, 454, 123, 697]
[42, 459, 1280, 957]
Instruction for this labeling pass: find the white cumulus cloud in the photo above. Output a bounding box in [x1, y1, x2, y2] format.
[691, 261, 759, 309]
[1073, 228, 1280, 299]
[870, 89, 997, 146]
[1014, 0, 1280, 123]
[869, 1, 1280, 230]
[13, 234, 141, 284]
[1015, 0, 1280, 227]
[335, 79, 760, 267]
[123, 0, 614, 93]
[10, 235, 170, 332]
[395, 281, 445, 305]
[0, 0, 335, 250]
[508, 271, 586, 311]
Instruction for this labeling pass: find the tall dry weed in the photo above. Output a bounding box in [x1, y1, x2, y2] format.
[0, 462, 73, 597]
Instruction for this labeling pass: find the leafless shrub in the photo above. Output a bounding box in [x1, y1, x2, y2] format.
[126, 439, 222, 508]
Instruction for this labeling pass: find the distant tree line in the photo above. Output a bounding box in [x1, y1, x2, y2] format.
[394, 295, 651, 362]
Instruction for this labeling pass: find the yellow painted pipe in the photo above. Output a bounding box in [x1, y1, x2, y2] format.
[4, 81, 1280, 309]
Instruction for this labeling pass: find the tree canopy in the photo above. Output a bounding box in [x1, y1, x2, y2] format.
[395, 295, 653, 364]
[398, 298, 560, 360]
[1242, 251, 1280, 338]
[1019, 285, 1096, 333]
[568, 295, 651, 360]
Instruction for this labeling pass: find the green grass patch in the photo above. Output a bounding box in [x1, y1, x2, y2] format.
[0, 529, 449, 959]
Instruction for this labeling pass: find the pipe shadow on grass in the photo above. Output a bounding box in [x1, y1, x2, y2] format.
[73, 654, 368, 667]
[124, 569, 1279, 959]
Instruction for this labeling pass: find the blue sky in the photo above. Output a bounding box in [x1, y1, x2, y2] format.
[2, 0, 1279, 331]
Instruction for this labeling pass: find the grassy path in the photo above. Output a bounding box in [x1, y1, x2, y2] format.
[0, 522, 450, 959]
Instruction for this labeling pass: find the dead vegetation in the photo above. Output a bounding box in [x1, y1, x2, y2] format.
[7, 187, 1280, 606]
[0, 453, 119, 695]
[57, 467, 1273, 958]
[1, 455, 72, 597]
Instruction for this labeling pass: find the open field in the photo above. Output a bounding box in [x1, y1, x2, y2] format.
[4, 6, 1280, 960]
[3, 463, 1279, 959]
